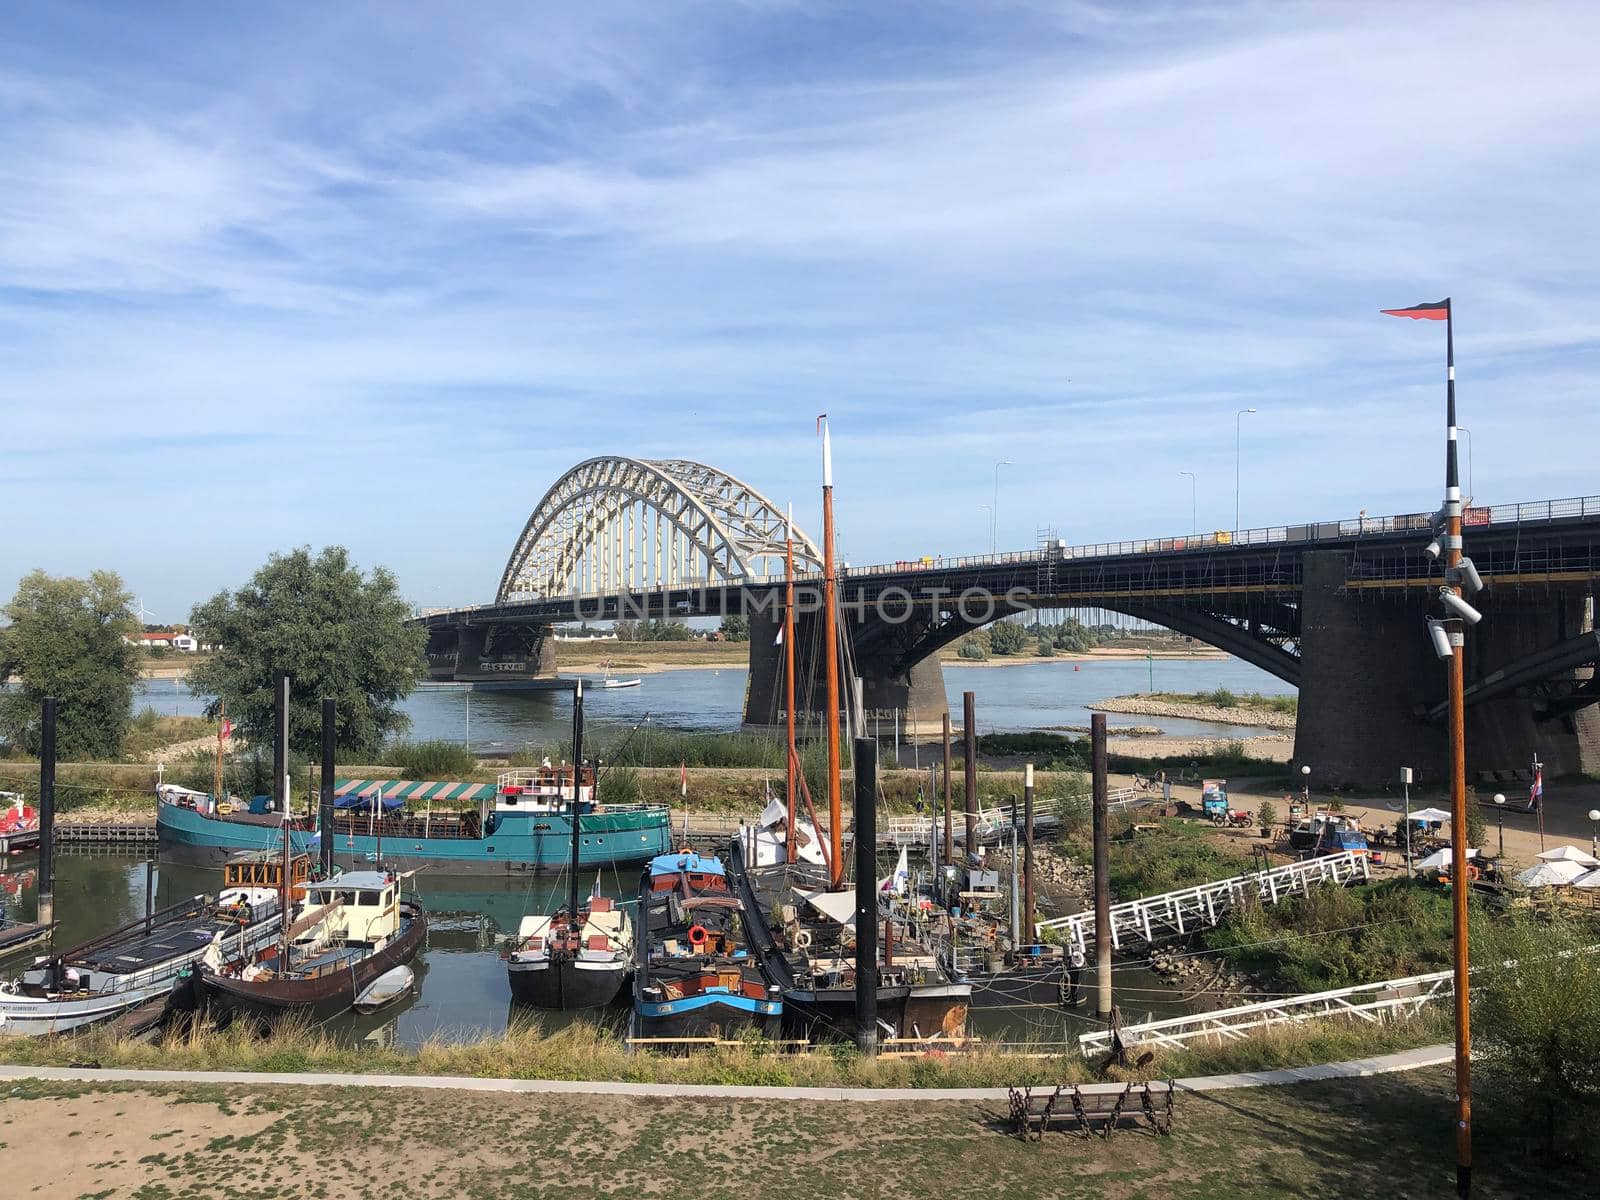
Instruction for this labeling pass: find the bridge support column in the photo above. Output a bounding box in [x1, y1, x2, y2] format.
[433, 622, 558, 686]
[1295, 551, 1600, 786]
[741, 610, 950, 738]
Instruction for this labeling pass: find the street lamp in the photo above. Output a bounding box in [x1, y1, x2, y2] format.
[992, 460, 1012, 555]
[1179, 471, 1197, 536]
[1589, 808, 1600, 861]
[1493, 793, 1505, 860]
[978, 504, 992, 554]
[1234, 407, 1257, 535]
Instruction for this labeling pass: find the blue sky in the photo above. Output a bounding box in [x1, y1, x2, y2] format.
[3, 1, 1596, 618]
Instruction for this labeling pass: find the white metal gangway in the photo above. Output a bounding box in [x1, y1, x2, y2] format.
[878, 787, 1142, 849]
[1035, 850, 1370, 953]
[1076, 967, 1451, 1055]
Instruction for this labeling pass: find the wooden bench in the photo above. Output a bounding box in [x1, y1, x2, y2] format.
[1007, 1080, 1175, 1141]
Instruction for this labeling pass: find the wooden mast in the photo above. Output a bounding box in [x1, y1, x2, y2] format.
[819, 416, 843, 887]
[784, 502, 798, 865]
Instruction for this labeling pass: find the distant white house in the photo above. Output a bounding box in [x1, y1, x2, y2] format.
[131, 630, 200, 652]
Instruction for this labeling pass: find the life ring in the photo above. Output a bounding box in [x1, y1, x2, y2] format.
[687, 924, 709, 947]
[793, 929, 813, 950]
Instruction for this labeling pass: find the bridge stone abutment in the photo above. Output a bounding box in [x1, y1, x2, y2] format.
[741, 610, 951, 738]
[1294, 550, 1600, 786]
[426, 621, 557, 686]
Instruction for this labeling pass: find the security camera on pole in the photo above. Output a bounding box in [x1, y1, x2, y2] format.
[1383, 297, 1485, 1199]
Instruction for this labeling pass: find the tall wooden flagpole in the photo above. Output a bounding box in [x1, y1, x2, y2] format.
[819, 415, 843, 888]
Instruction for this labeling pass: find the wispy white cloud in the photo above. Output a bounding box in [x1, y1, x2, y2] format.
[1, 1, 1595, 613]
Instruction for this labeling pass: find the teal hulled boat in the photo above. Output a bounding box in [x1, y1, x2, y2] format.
[157, 768, 672, 877]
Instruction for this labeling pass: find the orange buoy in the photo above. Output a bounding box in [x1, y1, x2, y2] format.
[687, 924, 709, 947]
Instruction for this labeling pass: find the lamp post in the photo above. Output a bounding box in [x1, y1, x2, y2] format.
[1493, 793, 1505, 860]
[1401, 766, 1414, 877]
[1234, 407, 1257, 535]
[978, 505, 992, 554]
[1589, 809, 1600, 861]
[1179, 470, 1197, 536]
[1300, 764, 1311, 809]
[992, 460, 1012, 555]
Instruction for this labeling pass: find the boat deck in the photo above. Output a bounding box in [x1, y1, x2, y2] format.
[74, 924, 223, 974]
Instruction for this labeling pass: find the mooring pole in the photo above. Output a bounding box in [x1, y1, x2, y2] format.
[1092, 713, 1112, 1020]
[37, 697, 56, 928]
[319, 698, 336, 878]
[276, 672, 291, 948]
[569, 680, 586, 917]
[1023, 762, 1036, 942]
[962, 691, 978, 860]
[941, 710, 954, 871]
[145, 859, 155, 933]
[853, 735, 879, 1055]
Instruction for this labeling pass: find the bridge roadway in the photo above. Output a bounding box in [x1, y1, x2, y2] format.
[420, 493, 1600, 785]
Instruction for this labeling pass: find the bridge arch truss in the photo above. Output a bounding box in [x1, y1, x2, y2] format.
[497, 457, 823, 603]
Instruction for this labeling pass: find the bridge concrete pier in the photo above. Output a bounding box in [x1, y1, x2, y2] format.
[741, 610, 950, 738]
[1294, 551, 1600, 787]
[425, 621, 558, 687]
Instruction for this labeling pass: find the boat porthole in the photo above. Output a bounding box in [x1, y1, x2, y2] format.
[487, 845, 495, 853]
[414, 844, 423, 850]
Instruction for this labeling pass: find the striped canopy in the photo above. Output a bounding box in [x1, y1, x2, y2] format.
[333, 779, 498, 803]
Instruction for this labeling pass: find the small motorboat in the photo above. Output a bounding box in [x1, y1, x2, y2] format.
[354, 964, 415, 1014]
[596, 662, 642, 689]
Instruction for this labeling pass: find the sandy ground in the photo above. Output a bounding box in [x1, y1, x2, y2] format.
[0, 1071, 1586, 1199]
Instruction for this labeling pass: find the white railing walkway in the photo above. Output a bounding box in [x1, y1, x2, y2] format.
[1076, 968, 1451, 1056]
[878, 787, 1143, 849]
[1035, 850, 1370, 953]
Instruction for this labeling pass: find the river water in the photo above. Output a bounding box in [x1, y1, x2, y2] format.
[134, 655, 1291, 755]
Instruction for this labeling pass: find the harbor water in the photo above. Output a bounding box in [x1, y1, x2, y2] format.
[1, 851, 1193, 1049]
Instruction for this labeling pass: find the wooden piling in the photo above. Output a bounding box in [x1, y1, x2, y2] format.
[37, 697, 56, 928]
[854, 736, 879, 1056]
[1092, 713, 1112, 1020]
[962, 692, 977, 857]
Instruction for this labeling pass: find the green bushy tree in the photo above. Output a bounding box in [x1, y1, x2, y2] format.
[0, 570, 140, 759]
[188, 546, 424, 758]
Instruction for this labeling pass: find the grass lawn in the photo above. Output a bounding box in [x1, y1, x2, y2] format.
[0, 1066, 1586, 1199]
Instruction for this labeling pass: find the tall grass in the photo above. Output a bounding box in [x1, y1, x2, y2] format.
[0, 1010, 1448, 1088]
[384, 739, 479, 778]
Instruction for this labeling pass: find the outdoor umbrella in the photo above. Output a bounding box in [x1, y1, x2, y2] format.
[1516, 860, 1588, 888]
[1408, 807, 1453, 824]
[1535, 844, 1600, 867]
[1570, 868, 1600, 889]
[1415, 847, 1477, 872]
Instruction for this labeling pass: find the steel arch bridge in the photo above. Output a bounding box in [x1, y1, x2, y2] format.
[497, 457, 823, 603]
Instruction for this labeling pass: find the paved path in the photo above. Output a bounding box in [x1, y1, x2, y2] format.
[0, 1044, 1452, 1102]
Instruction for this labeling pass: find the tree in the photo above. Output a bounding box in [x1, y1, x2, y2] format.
[187, 547, 425, 758]
[1035, 637, 1056, 657]
[988, 620, 1029, 656]
[957, 638, 989, 661]
[1461, 791, 1487, 852]
[0, 570, 140, 759]
[1475, 916, 1600, 1160]
[718, 614, 749, 642]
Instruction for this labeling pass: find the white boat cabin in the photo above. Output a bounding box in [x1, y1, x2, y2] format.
[494, 765, 597, 812]
[295, 871, 403, 947]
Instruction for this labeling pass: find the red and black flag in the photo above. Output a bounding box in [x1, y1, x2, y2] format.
[1381, 299, 1451, 321]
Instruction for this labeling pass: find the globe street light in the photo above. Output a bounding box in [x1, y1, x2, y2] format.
[1179, 470, 1197, 536]
[1300, 763, 1311, 810]
[1589, 808, 1600, 861]
[1235, 407, 1258, 536]
[1493, 793, 1505, 860]
[992, 460, 1013, 555]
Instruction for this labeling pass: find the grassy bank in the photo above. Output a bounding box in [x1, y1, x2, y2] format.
[1150, 689, 1297, 716]
[0, 1010, 1448, 1089]
[1057, 816, 1258, 900]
